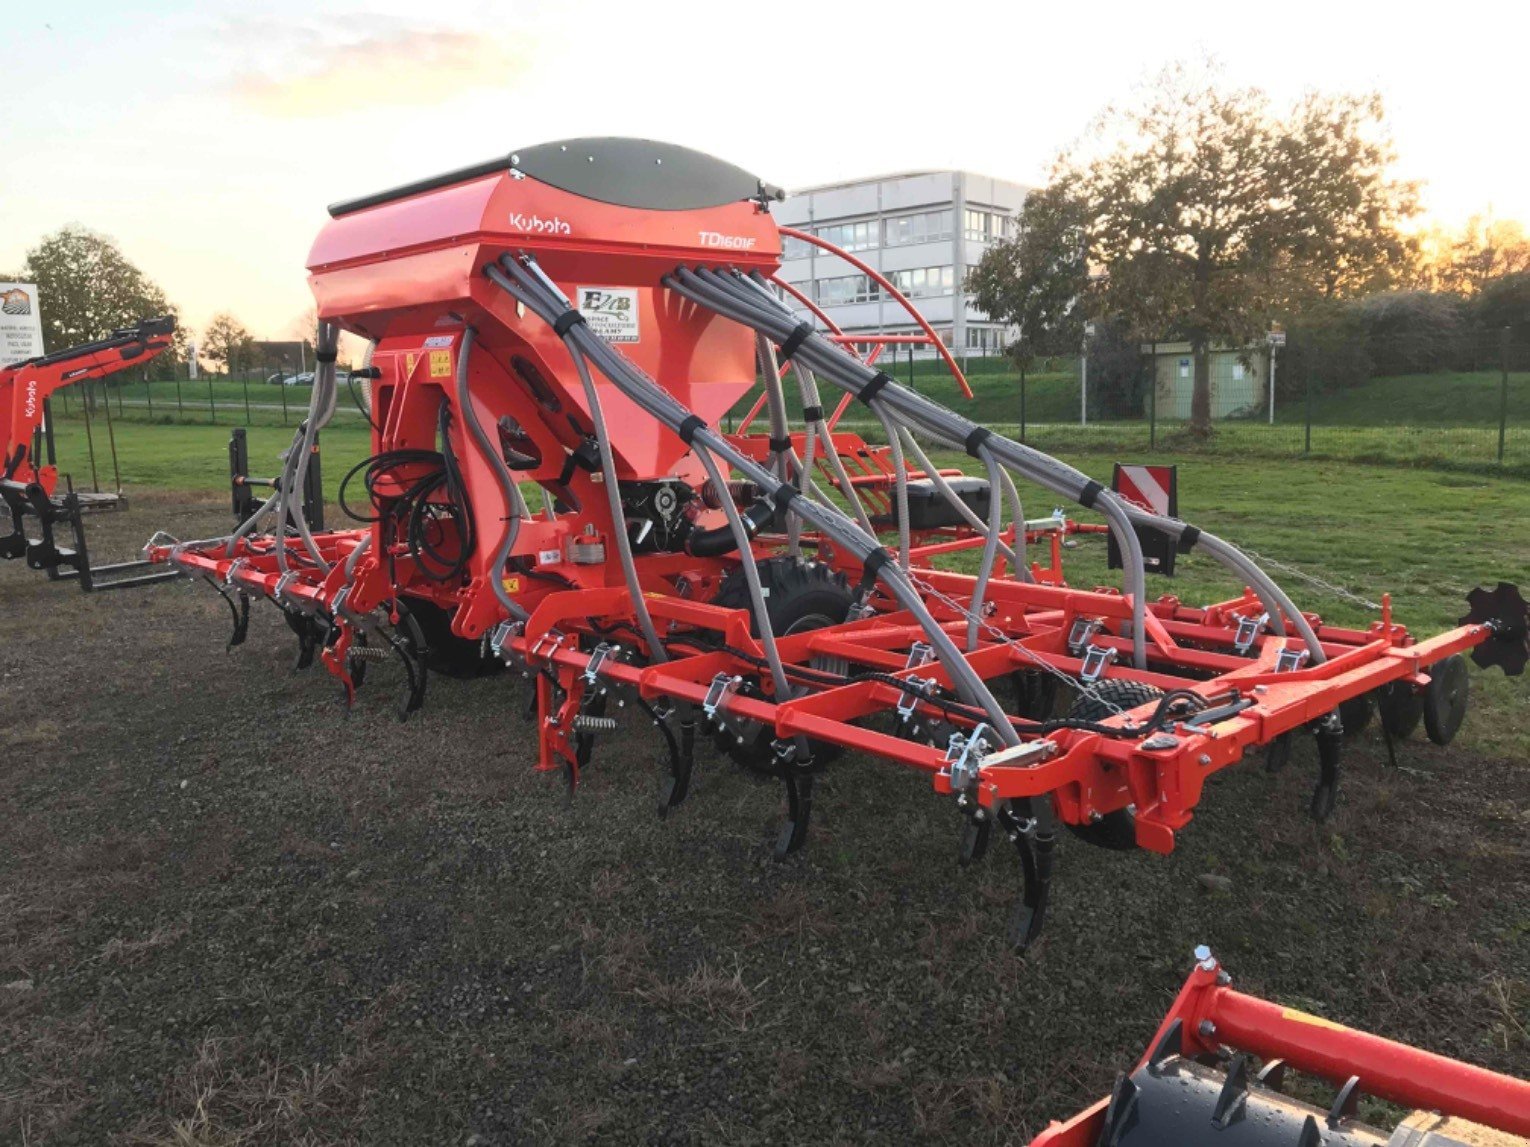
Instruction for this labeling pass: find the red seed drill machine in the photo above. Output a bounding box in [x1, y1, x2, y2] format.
[136, 139, 1529, 1136]
[145, 138, 1527, 943]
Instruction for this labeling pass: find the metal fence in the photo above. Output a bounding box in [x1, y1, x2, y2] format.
[792, 331, 1530, 473]
[50, 338, 1530, 475]
[46, 363, 369, 429]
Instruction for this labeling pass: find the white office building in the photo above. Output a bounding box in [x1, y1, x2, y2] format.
[774, 170, 1031, 357]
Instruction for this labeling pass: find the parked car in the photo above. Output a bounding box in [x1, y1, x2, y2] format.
[285, 372, 315, 386]
[266, 372, 290, 385]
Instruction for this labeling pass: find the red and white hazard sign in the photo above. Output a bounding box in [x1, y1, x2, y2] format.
[1113, 464, 1175, 516]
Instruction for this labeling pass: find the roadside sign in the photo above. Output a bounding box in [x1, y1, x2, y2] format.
[1268, 328, 1286, 347]
[188, 340, 198, 380]
[0, 282, 45, 366]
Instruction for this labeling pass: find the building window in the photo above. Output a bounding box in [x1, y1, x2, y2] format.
[816, 219, 880, 252]
[966, 326, 1007, 351]
[964, 208, 1009, 243]
[782, 235, 815, 260]
[884, 209, 954, 247]
[888, 265, 955, 298]
[816, 274, 880, 306]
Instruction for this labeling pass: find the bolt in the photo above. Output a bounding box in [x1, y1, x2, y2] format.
[1197, 753, 1212, 766]
[1199, 1019, 1217, 1038]
[1194, 944, 1217, 972]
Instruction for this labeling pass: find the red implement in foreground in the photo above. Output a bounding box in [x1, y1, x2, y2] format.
[1032, 948, 1530, 1145]
[145, 139, 1530, 951]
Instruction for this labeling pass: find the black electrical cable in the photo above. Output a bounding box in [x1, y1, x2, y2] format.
[336, 403, 477, 583]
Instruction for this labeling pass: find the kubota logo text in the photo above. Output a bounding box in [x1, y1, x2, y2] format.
[509, 212, 571, 235]
[698, 231, 757, 250]
[23, 380, 37, 419]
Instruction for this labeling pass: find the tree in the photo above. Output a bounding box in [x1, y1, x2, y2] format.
[1434, 216, 1530, 297]
[14, 226, 184, 366]
[966, 181, 1090, 409]
[1066, 65, 1416, 433]
[1476, 270, 1530, 342]
[203, 313, 255, 378]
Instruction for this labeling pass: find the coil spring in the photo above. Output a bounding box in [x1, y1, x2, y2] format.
[571, 713, 619, 733]
[700, 478, 761, 510]
[348, 644, 393, 662]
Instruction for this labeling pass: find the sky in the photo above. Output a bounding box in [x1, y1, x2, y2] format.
[3, 0, 1527, 340]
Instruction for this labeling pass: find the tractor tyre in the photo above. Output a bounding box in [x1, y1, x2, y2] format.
[710, 558, 854, 776]
[1063, 679, 1165, 850]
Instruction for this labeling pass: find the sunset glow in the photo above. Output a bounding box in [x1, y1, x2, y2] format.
[3, 0, 1525, 339]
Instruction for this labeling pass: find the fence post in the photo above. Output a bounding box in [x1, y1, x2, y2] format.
[1148, 340, 1157, 450]
[208, 376, 216, 424]
[243, 371, 252, 424]
[1020, 367, 1027, 443]
[280, 376, 288, 425]
[175, 373, 183, 418]
[145, 367, 153, 419]
[1304, 372, 1313, 456]
[1500, 326, 1511, 464]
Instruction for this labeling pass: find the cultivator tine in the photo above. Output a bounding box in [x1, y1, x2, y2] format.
[774, 770, 814, 861]
[1000, 805, 1055, 950]
[1264, 731, 1293, 773]
[656, 710, 696, 818]
[384, 605, 428, 721]
[1310, 711, 1343, 821]
[957, 805, 992, 866]
[206, 576, 251, 652]
[283, 610, 325, 671]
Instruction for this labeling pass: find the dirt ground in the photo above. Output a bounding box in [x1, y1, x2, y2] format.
[2, 493, 1527, 1145]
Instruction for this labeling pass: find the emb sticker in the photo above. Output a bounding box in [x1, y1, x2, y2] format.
[577, 287, 639, 343]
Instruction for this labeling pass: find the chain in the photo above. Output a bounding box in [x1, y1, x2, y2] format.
[900, 569, 1128, 718]
[1238, 547, 1382, 612]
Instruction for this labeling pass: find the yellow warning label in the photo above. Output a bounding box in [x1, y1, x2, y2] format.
[429, 350, 452, 378]
[405, 352, 419, 377]
[501, 576, 522, 593]
[1280, 1007, 1346, 1033]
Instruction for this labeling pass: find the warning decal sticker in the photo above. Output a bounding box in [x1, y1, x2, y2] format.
[429, 350, 452, 378]
[577, 287, 640, 343]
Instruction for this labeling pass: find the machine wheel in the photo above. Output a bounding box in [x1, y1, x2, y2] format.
[1063, 679, 1165, 850]
[1377, 679, 1424, 740]
[404, 598, 500, 678]
[1423, 653, 1469, 746]
[711, 558, 854, 776]
[1011, 670, 1060, 720]
[1338, 692, 1374, 736]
